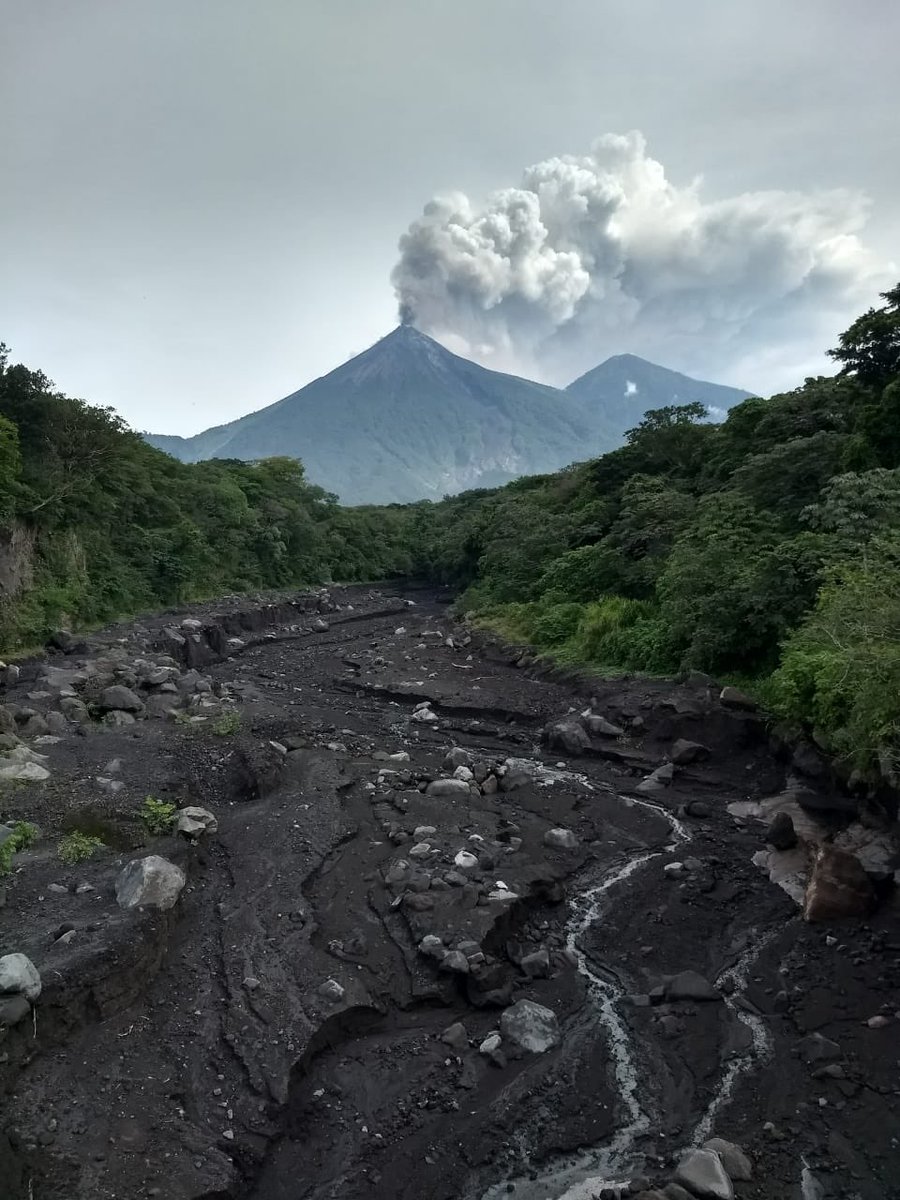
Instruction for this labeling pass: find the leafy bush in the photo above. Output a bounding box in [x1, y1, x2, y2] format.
[58, 831, 105, 865]
[140, 796, 177, 836]
[0, 820, 38, 875]
[210, 709, 241, 736]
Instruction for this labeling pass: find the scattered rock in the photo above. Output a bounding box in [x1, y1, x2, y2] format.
[544, 720, 590, 757]
[719, 686, 756, 711]
[803, 845, 874, 921]
[766, 811, 797, 851]
[543, 828, 578, 851]
[175, 806, 218, 840]
[581, 712, 624, 738]
[426, 778, 471, 798]
[664, 970, 720, 1002]
[499, 999, 560, 1053]
[440, 1022, 468, 1051]
[670, 738, 710, 765]
[674, 1148, 734, 1198]
[115, 856, 186, 911]
[0, 953, 42, 1001]
[98, 684, 145, 713]
[703, 1139, 752, 1182]
[442, 747, 472, 771]
[318, 979, 345, 1002]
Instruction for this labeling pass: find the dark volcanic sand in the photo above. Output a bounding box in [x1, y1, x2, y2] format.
[0, 586, 898, 1200]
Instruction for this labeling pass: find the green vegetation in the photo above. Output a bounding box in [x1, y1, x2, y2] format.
[139, 796, 177, 836]
[0, 820, 38, 875]
[407, 286, 900, 776]
[209, 709, 241, 736]
[3, 285, 900, 781]
[58, 831, 105, 864]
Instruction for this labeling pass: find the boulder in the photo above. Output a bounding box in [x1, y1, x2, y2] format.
[665, 970, 720, 1002]
[703, 1139, 752, 1182]
[426, 778, 472, 798]
[796, 1032, 841, 1063]
[500, 999, 560, 1054]
[98, 685, 145, 713]
[674, 1148, 734, 1199]
[766, 811, 797, 851]
[543, 828, 579, 851]
[0, 953, 42, 1001]
[0, 706, 17, 735]
[521, 948, 551, 978]
[175, 807, 218, 840]
[671, 738, 710, 765]
[582, 713, 624, 738]
[318, 978, 344, 1002]
[116, 856, 186, 911]
[544, 720, 590, 757]
[440, 1021, 468, 1051]
[804, 845, 874, 922]
[59, 696, 90, 724]
[0, 994, 31, 1026]
[719, 687, 756, 712]
[442, 746, 473, 771]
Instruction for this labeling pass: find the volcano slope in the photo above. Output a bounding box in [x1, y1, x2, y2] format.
[0, 587, 898, 1200]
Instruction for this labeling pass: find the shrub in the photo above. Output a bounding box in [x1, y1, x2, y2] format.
[0, 820, 38, 875]
[210, 709, 241, 736]
[58, 831, 105, 865]
[140, 796, 177, 836]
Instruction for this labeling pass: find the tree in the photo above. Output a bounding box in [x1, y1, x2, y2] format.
[828, 283, 900, 389]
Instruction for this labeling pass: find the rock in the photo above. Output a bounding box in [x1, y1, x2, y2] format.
[674, 1148, 734, 1199]
[440, 1022, 468, 1051]
[312, 618, 329, 632]
[453, 765, 475, 782]
[0, 759, 50, 781]
[426, 778, 471, 798]
[0, 953, 42, 1001]
[671, 738, 710, 765]
[58, 696, 89, 724]
[866, 1014, 891, 1029]
[479, 1033, 502, 1056]
[686, 800, 712, 818]
[766, 811, 797, 850]
[0, 706, 15, 735]
[441, 950, 470, 974]
[703, 1139, 752, 1182]
[500, 999, 560, 1053]
[20, 714, 50, 738]
[481, 775, 499, 795]
[98, 685, 145, 713]
[408, 842, 433, 860]
[453, 850, 479, 870]
[45, 711, 68, 735]
[804, 845, 874, 921]
[543, 828, 578, 851]
[582, 713, 624, 738]
[412, 706, 439, 724]
[442, 747, 472, 771]
[175, 806, 218, 840]
[663, 1187, 698, 1200]
[544, 720, 590, 756]
[797, 1032, 841, 1063]
[719, 686, 756, 712]
[418, 935, 446, 961]
[0, 994, 31, 1026]
[664, 862, 685, 878]
[521, 948, 551, 978]
[665, 970, 720, 1002]
[103, 710, 136, 728]
[115, 856, 186, 911]
[318, 979, 345, 1002]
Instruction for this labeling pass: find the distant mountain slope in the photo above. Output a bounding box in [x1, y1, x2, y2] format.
[565, 353, 752, 435]
[145, 334, 753, 504]
[145, 327, 611, 504]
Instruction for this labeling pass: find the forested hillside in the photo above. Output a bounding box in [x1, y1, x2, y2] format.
[0, 346, 414, 647]
[414, 285, 900, 777]
[2, 286, 899, 779]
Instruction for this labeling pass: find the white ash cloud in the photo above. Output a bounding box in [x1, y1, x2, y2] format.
[392, 131, 888, 391]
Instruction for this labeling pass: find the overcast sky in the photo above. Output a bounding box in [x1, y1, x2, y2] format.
[2, 0, 897, 434]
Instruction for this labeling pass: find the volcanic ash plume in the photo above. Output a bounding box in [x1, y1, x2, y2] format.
[391, 131, 886, 389]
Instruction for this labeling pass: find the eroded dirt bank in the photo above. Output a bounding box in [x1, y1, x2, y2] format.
[0, 587, 898, 1200]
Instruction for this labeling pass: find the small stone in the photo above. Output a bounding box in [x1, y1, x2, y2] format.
[867, 1014, 891, 1029]
[671, 739, 710, 765]
[453, 850, 479, 870]
[175, 806, 218, 840]
[479, 1033, 502, 1056]
[318, 979, 345, 1002]
[500, 999, 560, 1054]
[440, 1022, 468, 1051]
[242, 977, 260, 992]
[426, 777, 470, 798]
[0, 994, 31, 1026]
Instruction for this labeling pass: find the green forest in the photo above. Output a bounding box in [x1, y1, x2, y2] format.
[2, 285, 899, 778]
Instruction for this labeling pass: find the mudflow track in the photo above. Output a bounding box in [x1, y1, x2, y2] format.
[0, 586, 898, 1200]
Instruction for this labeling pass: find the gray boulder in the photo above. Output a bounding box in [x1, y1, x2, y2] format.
[544, 720, 590, 756]
[582, 713, 624, 738]
[99, 685, 145, 713]
[543, 828, 579, 851]
[442, 746, 473, 771]
[665, 970, 720, 1002]
[426, 778, 472, 799]
[719, 686, 756, 711]
[440, 1021, 468, 1051]
[60, 696, 90, 724]
[0, 953, 42, 1001]
[674, 1148, 734, 1198]
[500, 999, 560, 1053]
[702, 1138, 752, 1182]
[0, 994, 31, 1026]
[116, 855, 186, 911]
[671, 738, 710, 765]
[175, 806, 218, 840]
[318, 978, 344, 1002]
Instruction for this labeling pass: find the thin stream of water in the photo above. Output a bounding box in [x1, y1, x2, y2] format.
[480, 794, 774, 1200]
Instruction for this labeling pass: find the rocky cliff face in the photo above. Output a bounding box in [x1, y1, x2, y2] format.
[0, 523, 35, 608]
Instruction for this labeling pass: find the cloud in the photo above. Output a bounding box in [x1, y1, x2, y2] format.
[392, 131, 890, 391]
